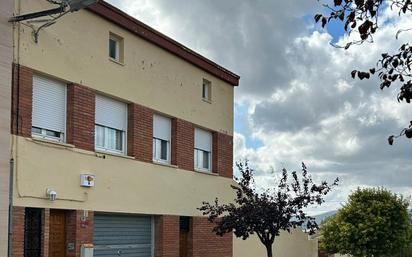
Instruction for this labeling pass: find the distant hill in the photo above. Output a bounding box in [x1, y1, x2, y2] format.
[313, 210, 337, 225]
[312, 209, 412, 226]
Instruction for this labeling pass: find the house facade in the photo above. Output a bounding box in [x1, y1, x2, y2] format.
[10, 1, 238, 257]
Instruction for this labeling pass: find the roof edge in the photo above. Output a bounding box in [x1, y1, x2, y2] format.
[87, 1, 240, 86]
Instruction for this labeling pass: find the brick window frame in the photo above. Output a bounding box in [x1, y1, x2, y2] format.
[66, 84, 96, 151]
[11, 64, 33, 137]
[212, 132, 233, 178]
[128, 103, 153, 162]
[171, 118, 194, 171]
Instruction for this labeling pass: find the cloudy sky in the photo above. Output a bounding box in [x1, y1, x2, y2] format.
[107, 0, 412, 214]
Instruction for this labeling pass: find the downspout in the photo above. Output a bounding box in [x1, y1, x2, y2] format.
[7, 159, 14, 257]
[9, 1, 21, 256]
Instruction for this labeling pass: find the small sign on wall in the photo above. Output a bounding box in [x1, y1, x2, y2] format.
[67, 242, 75, 251]
[80, 174, 95, 187]
[80, 217, 90, 228]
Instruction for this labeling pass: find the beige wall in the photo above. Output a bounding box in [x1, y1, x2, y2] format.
[234, 230, 318, 257]
[0, 0, 12, 255]
[13, 136, 234, 216]
[16, 0, 234, 136]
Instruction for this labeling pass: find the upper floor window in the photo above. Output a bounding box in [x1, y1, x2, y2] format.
[153, 114, 171, 163]
[95, 95, 127, 154]
[194, 128, 212, 172]
[32, 75, 66, 142]
[109, 32, 124, 63]
[202, 79, 211, 102]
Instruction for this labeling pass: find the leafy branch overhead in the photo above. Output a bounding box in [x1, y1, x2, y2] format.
[315, 0, 412, 145]
[199, 162, 338, 257]
[315, 0, 411, 45]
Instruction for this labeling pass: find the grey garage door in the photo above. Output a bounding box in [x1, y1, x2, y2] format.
[93, 214, 153, 257]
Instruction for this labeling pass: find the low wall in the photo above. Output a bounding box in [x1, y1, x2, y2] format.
[233, 229, 318, 257]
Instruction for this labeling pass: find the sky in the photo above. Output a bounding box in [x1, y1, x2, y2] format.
[106, 0, 412, 214]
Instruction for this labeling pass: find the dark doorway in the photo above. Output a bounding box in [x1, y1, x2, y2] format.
[179, 216, 191, 257]
[24, 208, 42, 257]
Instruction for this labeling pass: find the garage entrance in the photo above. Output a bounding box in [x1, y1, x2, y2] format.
[93, 214, 153, 257]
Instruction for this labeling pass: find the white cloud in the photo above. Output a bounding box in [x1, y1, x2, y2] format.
[241, 10, 412, 212]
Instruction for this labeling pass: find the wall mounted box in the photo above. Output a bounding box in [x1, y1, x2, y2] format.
[80, 174, 95, 187]
[80, 244, 94, 257]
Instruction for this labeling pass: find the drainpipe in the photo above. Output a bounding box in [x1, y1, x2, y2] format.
[9, 0, 20, 255]
[7, 158, 14, 257]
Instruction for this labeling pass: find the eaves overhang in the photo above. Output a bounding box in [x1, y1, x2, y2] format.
[88, 1, 240, 86]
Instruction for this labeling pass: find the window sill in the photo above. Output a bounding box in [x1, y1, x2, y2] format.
[202, 98, 212, 104]
[152, 160, 178, 169]
[95, 150, 135, 160]
[195, 169, 218, 176]
[30, 137, 75, 148]
[109, 57, 125, 66]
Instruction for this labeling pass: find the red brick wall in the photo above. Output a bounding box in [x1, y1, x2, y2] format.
[75, 210, 94, 257]
[12, 208, 94, 257]
[11, 65, 32, 137]
[128, 103, 153, 162]
[212, 133, 233, 178]
[42, 209, 50, 257]
[155, 215, 180, 257]
[11, 207, 25, 257]
[66, 84, 96, 151]
[171, 119, 194, 171]
[66, 211, 77, 257]
[191, 217, 233, 257]
[12, 208, 51, 257]
[66, 210, 94, 257]
[12, 209, 233, 257]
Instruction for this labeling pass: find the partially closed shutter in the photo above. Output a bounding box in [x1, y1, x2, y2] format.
[93, 214, 152, 257]
[95, 95, 127, 131]
[195, 128, 212, 152]
[153, 114, 171, 141]
[32, 75, 66, 133]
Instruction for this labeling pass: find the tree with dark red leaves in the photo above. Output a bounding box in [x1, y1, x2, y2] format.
[315, 0, 412, 145]
[198, 162, 339, 257]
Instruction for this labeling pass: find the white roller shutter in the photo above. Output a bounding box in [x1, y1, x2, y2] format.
[153, 114, 171, 141]
[195, 128, 212, 152]
[95, 95, 127, 130]
[32, 75, 66, 133]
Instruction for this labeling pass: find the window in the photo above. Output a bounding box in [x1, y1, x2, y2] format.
[95, 95, 127, 154]
[32, 75, 66, 142]
[153, 114, 171, 163]
[202, 79, 211, 101]
[95, 125, 123, 152]
[194, 128, 212, 172]
[109, 33, 124, 62]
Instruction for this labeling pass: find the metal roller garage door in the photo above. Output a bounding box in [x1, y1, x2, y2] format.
[93, 214, 153, 257]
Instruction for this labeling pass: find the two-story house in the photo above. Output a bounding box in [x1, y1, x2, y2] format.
[10, 1, 239, 257]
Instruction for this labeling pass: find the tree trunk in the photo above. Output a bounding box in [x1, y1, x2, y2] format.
[265, 243, 273, 257]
